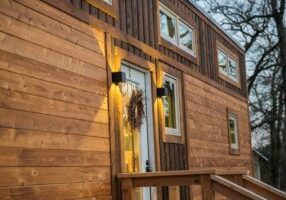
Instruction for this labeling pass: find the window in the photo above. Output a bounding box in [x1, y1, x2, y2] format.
[218, 50, 228, 76]
[229, 57, 238, 80]
[160, 10, 176, 44]
[103, 0, 112, 4]
[159, 3, 196, 56]
[179, 21, 194, 53]
[85, 0, 117, 18]
[217, 48, 239, 82]
[228, 113, 239, 154]
[163, 74, 181, 136]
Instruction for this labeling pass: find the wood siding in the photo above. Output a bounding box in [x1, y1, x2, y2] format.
[185, 74, 252, 200]
[0, 0, 111, 199]
[0, 0, 252, 200]
[45, 0, 247, 97]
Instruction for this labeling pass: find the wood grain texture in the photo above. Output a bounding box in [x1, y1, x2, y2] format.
[185, 74, 252, 200]
[0, 0, 253, 199]
[0, 1, 111, 199]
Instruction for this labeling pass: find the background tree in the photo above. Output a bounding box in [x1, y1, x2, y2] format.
[193, 0, 286, 190]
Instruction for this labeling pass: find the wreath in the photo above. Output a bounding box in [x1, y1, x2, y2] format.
[127, 89, 145, 130]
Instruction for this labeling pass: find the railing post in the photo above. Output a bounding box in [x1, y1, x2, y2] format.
[121, 178, 135, 200]
[200, 174, 215, 200]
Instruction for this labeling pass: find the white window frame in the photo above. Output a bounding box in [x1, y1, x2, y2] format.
[159, 5, 178, 46]
[159, 3, 196, 57]
[163, 73, 181, 136]
[178, 19, 195, 56]
[218, 48, 239, 82]
[229, 114, 239, 150]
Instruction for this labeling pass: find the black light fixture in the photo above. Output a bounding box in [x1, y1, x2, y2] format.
[112, 71, 126, 84]
[157, 87, 168, 97]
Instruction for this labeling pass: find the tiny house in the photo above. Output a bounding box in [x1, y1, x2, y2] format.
[1, 0, 285, 200]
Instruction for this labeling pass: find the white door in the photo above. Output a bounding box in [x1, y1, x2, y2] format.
[121, 63, 156, 200]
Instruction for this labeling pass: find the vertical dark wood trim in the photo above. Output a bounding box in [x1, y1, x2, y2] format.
[126, 0, 133, 36]
[148, 0, 155, 47]
[143, 0, 150, 45]
[131, 0, 138, 40]
[137, 0, 144, 42]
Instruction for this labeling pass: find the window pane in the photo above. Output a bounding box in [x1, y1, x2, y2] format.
[218, 50, 228, 75]
[103, 0, 112, 4]
[229, 119, 236, 144]
[179, 21, 193, 51]
[163, 78, 177, 129]
[160, 11, 176, 41]
[229, 58, 238, 80]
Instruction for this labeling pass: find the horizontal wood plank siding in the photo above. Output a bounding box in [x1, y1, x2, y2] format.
[185, 74, 252, 200]
[0, 0, 111, 199]
[0, 0, 252, 200]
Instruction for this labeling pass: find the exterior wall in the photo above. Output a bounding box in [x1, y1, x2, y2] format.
[184, 74, 252, 200]
[45, 0, 247, 98]
[0, 0, 111, 199]
[0, 0, 252, 200]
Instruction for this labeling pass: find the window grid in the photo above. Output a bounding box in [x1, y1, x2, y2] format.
[218, 48, 239, 82]
[159, 3, 196, 57]
[163, 73, 181, 136]
[228, 114, 239, 151]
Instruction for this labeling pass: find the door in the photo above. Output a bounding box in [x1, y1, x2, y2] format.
[121, 62, 155, 200]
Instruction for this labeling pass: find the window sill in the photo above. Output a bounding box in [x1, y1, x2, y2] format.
[159, 37, 198, 65]
[230, 148, 240, 155]
[219, 72, 241, 88]
[85, 0, 118, 18]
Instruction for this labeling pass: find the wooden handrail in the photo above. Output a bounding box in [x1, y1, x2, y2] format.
[117, 170, 215, 200]
[243, 175, 286, 200]
[118, 170, 286, 200]
[117, 169, 215, 179]
[211, 175, 267, 200]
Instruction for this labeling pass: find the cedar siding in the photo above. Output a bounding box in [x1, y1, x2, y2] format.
[0, 0, 251, 200]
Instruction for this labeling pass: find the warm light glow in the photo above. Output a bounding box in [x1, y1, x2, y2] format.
[92, 28, 106, 56]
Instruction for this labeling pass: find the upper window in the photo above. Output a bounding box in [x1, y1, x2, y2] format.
[159, 3, 196, 56]
[218, 49, 239, 82]
[103, 0, 112, 4]
[228, 113, 239, 153]
[178, 21, 194, 52]
[85, 0, 117, 18]
[160, 10, 176, 44]
[163, 74, 181, 136]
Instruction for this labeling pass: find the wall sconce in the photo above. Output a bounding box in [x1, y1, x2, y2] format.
[157, 87, 167, 97]
[112, 72, 126, 85]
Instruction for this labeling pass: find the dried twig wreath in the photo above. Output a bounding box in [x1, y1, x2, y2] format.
[127, 89, 145, 130]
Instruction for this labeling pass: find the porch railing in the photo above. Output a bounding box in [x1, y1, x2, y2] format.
[117, 169, 286, 200]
